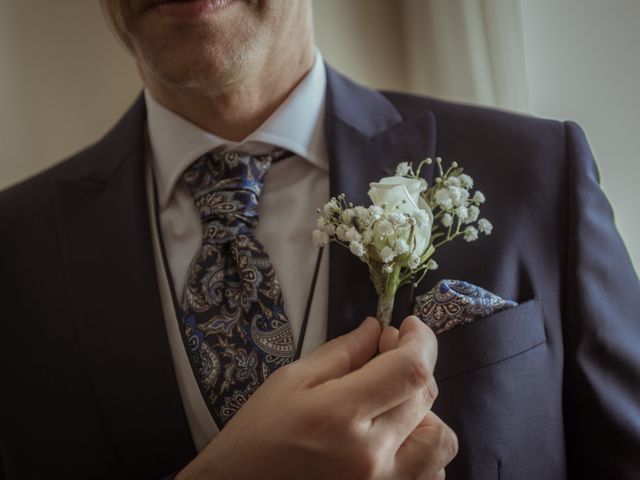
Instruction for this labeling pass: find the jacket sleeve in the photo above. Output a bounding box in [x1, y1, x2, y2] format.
[563, 121, 640, 478]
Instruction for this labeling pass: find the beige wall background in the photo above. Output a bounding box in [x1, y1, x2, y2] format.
[1, 0, 637, 270]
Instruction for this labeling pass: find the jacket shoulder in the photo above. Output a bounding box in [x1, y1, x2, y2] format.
[380, 90, 572, 187]
[0, 140, 111, 232]
[0, 93, 146, 226]
[380, 89, 564, 141]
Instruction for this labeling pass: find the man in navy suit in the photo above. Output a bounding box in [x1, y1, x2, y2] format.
[1, 0, 638, 479]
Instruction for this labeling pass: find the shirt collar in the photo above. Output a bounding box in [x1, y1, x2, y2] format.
[146, 50, 328, 208]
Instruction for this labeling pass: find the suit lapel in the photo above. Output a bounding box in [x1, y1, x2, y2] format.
[53, 96, 196, 476]
[324, 67, 437, 339]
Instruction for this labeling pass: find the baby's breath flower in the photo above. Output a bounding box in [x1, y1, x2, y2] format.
[336, 225, 348, 242]
[344, 226, 361, 242]
[455, 206, 469, 222]
[477, 218, 493, 235]
[427, 259, 438, 270]
[445, 176, 461, 188]
[467, 205, 480, 223]
[441, 213, 454, 228]
[341, 209, 355, 225]
[323, 198, 339, 215]
[464, 226, 479, 242]
[388, 212, 405, 226]
[382, 264, 393, 274]
[448, 186, 464, 206]
[380, 246, 395, 263]
[316, 217, 334, 235]
[394, 239, 410, 255]
[435, 188, 453, 209]
[354, 206, 370, 222]
[369, 205, 384, 220]
[412, 210, 430, 228]
[473, 191, 486, 204]
[459, 174, 473, 189]
[395, 162, 411, 176]
[349, 241, 365, 257]
[362, 230, 374, 244]
[374, 220, 394, 237]
[312, 229, 330, 247]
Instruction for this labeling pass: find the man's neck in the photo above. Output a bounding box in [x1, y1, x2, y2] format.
[141, 46, 316, 142]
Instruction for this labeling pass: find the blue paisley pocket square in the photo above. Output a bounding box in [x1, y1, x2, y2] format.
[413, 279, 518, 334]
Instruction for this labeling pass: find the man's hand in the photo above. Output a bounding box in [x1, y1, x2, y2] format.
[176, 316, 458, 480]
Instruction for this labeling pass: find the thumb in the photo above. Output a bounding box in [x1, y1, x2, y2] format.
[297, 317, 380, 387]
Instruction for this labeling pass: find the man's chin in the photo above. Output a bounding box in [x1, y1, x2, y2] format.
[139, 44, 245, 90]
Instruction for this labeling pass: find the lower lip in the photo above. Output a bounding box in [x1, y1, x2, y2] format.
[152, 0, 236, 18]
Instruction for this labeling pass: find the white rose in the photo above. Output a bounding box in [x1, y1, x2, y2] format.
[368, 176, 433, 256]
[394, 239, 410, 255]
[408, 254, 421, 269]
[388, 212, 406, 226]
[368, 176, 425, 214]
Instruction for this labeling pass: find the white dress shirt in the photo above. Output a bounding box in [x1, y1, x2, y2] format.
[145, 52, 330, 452]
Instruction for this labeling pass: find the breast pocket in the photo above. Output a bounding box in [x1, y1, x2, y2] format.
[432, 299, 546, 382]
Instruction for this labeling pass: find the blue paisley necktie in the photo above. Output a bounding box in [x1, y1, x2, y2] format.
[180, 148, 295, 428]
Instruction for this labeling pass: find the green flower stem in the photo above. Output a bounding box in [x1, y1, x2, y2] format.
[376, 265, 401, 328]
[377, 290, 396, 328]
[434, 218, 464, 248]
[411, 264, 432, 287]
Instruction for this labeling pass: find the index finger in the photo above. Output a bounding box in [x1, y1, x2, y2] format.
[294, 317, 380, 387]
[321, 316, 438, 420]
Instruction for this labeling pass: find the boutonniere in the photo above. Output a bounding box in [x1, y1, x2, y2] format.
[313, 157, 492, 327]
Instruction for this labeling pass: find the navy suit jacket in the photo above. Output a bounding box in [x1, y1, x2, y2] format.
[1, 66, 639, 479]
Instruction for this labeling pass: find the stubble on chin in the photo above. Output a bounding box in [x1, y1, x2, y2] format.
[136, 26, 262, 93]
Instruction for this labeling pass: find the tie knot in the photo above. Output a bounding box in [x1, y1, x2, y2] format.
[183, 149, 290, 240]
